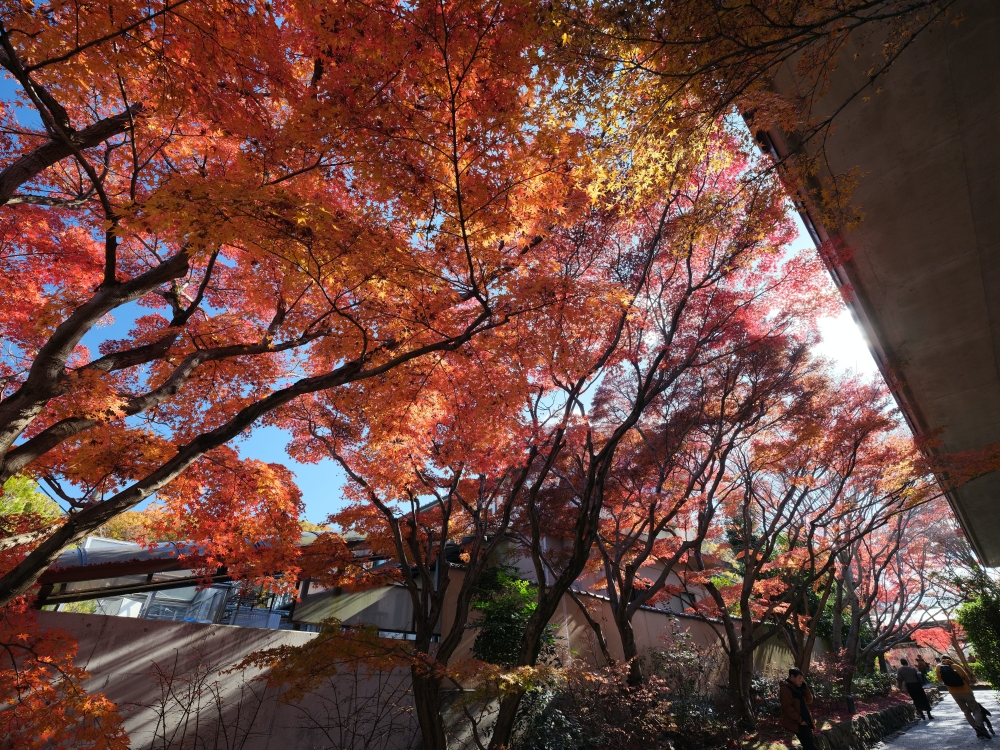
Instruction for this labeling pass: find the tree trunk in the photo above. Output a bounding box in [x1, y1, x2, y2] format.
[860, 651, 876, 675]
[950, 625, 971, 672]
[729, 651, 756, 730]
[783, 625, 805, 672]
[488, 691, 523, 750]
[412, 669, 448, 750]
[839, 577, 862, 699]
[797, 571, 834, 675]
[567, 589, 614, 666]
[842, 668, 856, 713]
[840, 643, 858, 700]
[797, 632, 818, 675]
[831, 579, 844, 653]
[487, 601, 559, 750]
[617, 612, 643, 685]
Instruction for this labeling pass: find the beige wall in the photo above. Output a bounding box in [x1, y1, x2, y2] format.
[296, 567, 799, 681]
[43, 574, 804, 746]
[39, 611, 419, 750]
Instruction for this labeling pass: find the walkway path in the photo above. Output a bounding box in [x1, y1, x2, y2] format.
[876, 691, 999, 749]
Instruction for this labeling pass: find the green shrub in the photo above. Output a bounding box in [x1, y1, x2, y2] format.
[510, 642, 732, 750]
[646, 632, 732, 746]
[750, 674, 781, 719]
[807, 658, 894, 701]
[467, 566, 557, 667]
[511, 688, 586, 750]
[512, 664, 672, 750]
[959, 585, 1000, 689]
[647, 634, 718, 696]
[851, 671, 895, 700]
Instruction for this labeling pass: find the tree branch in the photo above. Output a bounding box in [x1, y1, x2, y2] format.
[0, 107, 143, 205]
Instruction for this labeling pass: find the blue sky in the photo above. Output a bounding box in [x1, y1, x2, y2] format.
[78, 303, 348, 523]
[237, 428, 346, 523]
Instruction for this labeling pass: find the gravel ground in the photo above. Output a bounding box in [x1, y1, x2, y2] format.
[875, 691, 1000, 749]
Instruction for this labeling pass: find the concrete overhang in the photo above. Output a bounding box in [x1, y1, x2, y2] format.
[769, 0, 1000, 565]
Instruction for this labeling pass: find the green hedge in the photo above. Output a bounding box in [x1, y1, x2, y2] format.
[959, 587, 1000, 689]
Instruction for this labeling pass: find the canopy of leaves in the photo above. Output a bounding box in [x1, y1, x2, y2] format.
[0, 0, 980, 747]
[1, 476, 61, 520]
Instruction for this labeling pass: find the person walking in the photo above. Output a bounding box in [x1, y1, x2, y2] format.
[933, 656, 944, 686]
[896, 658, 934, 719]
[780, 668, 817, 750]
[937, 655, 991, 740]
[916, 654, 932, 684]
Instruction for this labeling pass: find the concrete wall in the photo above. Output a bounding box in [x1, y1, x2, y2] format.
[297, 568, 736, 673]
[42, 583, 798, 747]
[770, 0, 1000, 563]
[40, 611, 418, 750]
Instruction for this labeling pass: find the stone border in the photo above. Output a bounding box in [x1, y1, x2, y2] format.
[812, 704, 918, 750]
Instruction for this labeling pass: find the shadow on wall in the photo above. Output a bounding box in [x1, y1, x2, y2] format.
[40, 612, 418, 750]
[42, 589, 803, 748]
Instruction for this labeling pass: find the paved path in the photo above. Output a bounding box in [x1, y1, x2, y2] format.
[876, 692, 999, 749]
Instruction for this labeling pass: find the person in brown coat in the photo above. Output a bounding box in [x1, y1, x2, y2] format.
[936, 656, 991, 740]
[915, 654, 932, 683]
[779, 668, 816, 750]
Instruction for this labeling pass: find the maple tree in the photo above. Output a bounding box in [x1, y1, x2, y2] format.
[0, 499, 126, 749]
[777, 447, 1000, 690]
[566, 0, 958, 113]
[261, 113, 831, 750]
[779, 445, 946, 678]
[270, 146, 644, 746]
[911, 625, 957, 654]
[780, 570, 837, 675]
[0, 2, 605, 741]
[561, 0, 961, 229]
[591, 336, 813, 683]
[288, 382, 550, 750]
[0, 0, 597, 607]
[818, 438, 999, 693]
[479, 130, 832, 747]
[683, 375, 936, 729]
[834, 503, 945, 695]
[918, 522, 995, 672]
[0, 606, 127, 749]
[0, 0, 978, 747]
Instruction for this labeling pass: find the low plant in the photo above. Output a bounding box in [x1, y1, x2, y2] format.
[510, 687, 586, 750]
[511, 664, 672, 750]
[850, 671, 895, 700]
[509, 638, 736, 750]
[647, 632, 734, 747]
[750, 674, 781, 719]
[807, 656, 895, 702]
[647, 631, 719, 695]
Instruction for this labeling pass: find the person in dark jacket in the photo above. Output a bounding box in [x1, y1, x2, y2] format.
[915, 654, 931, 684]
[896, 658, 933, 719]
[780, 668, 816, 750]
